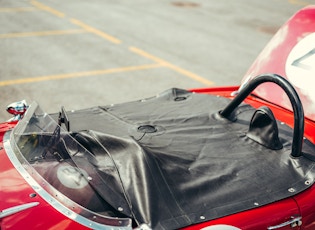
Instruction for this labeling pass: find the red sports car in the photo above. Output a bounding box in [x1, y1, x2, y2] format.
[1, 6, 315, 230]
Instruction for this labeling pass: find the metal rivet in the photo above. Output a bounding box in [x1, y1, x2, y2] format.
[230, 91, 238, 96]
[305, 180, 311, 185]
[29, 193, 36, 198]
[200, 215, 205, 220]
[118, 207, 123, 212]
[254, 202, 259, 206]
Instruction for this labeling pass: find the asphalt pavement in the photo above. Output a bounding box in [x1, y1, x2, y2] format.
[0, 0, 309, 121]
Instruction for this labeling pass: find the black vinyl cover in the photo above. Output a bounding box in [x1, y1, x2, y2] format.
[63, 89, 315, 229]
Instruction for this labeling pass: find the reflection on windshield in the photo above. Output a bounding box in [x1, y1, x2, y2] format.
[10, 102, 132, 228]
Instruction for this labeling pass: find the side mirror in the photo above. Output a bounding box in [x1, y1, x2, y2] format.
[6, 100, 28, 121]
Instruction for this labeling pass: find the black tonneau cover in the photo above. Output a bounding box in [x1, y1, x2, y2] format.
[64, 89, 315, 229]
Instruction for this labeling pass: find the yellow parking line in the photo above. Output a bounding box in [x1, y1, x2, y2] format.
[129, 47, 214, 86]
[0, 29, 86, 39]
[70, 18, 122, 44]
[29, 1, 121, 44]
[30, 0, 65, 18]
[0, 7, 37, 12]
[0, 64, 162, 87]
[23, 0, 212, 86]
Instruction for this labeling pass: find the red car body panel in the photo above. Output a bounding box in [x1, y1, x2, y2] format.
[243, 5, 315, 122]
[182, 198, 299, 230]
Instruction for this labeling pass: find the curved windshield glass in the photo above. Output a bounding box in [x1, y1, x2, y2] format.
[10, 102, 132, 229]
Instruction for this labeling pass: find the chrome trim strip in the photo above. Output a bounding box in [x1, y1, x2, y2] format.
[3, 130, 132, 230]
[267, 216, 302, 229]
[0, 202, 39, 218]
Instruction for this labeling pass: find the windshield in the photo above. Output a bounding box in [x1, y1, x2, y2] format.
[9, 102, 132, 229]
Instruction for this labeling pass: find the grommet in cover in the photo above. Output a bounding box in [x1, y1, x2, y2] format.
[305, 180, 311, 185]
[137, 125, 157, 133]
[174, 96, 187, 101]
[288, 188, 295, 193]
